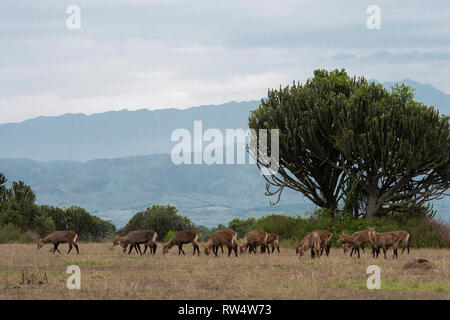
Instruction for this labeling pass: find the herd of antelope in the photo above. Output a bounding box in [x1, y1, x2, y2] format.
[36, 227, 410, 260]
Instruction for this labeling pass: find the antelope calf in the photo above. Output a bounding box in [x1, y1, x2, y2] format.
[337, 232, 356, 254]
[239, 230, 268, 254]
[163, 230, 200, 255]
[122, 230, 158, 256]
[37, 230, 79, 254]
[367, 227, 401, 259]
[204, 229, 238, 257]
[296, 232, 321, 258]
[113, 236, 131, 253]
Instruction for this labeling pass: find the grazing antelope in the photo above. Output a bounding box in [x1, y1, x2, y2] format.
[367, 227, 401, 259]
[204, 229, 238, 257]
[121, 230, 158, 256]
[261, 233, 280, 253]
[113, 236, 154, 255]
[338, 230, 377, 258]
[301, 230, 332, 256]
[37, 230, 79, 254]
[239, 230, 269, 254]
[163, 230, 200, 255]
[296, 232, 321, 259]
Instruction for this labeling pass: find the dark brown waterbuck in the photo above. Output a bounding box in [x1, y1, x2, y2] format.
[37, 230, 79, 254]
[113, 235, 156, 255]
[116, 230, 158, 256]
[204, 229, 238, 257]
[163, 230, 200, 255]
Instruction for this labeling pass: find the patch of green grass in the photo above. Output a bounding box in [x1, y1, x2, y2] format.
[336, 280, 450, 293]
[380, 281, 450, 292]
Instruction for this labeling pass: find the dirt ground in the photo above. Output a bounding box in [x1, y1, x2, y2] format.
[0, 243, 448, 300]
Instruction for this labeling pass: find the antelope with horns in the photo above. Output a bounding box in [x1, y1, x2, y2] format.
[120, 230, 158, 256]
[261, 233, 280, 254]
[367, 227, 401, 259]
[204, 229, 238, 257]
[239, 230, 268, 255]
[37, 230, 79, 254]
[296, 232, 321, 259]
[163, 230, 200, 255]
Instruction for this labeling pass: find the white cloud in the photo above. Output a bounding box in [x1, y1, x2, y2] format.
[0, 0, 449, 123]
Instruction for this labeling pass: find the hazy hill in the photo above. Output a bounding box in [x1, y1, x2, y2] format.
[0, 80, 448, 162]
[382, 79, 450, 114]
[0, 155, 308, 227]
[0, 101, 259, 162]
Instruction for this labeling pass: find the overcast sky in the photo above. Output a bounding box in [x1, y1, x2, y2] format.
[1, 0, 449, 123]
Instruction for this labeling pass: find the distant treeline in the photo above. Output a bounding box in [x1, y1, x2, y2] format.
[0, 173, 115, 242]
[1, 173, 448, 248]
[119, 204, 449, 249]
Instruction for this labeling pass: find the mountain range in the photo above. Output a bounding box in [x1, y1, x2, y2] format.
[0, 79, 449, 226]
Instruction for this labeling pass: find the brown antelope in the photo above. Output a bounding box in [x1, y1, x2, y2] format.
[338, 230, 377, 258]
[337, 232, 356, 253]
[121, 230, 158, 256]
[261, 233, 280, 253]
[113, 236, 155, 255]
[239, 230, 268, 254]
[37, 230, 79, 254]
[391, 230, 410, 254]
[113, 236, 131, 253]
[301, 230, 332, 256]
[367, 227, 401, 259]
[163, 230, 200, 255]
[296, 232, 321, 258]
[204, 229, 238, 257]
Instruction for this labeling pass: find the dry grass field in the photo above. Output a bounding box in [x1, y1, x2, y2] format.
[0, 242, 448, 300]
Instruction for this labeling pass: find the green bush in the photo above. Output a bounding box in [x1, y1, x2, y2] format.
[164, 230, 177, 243]
[118, 205, 193, 241]
[0, 224, 36, 243]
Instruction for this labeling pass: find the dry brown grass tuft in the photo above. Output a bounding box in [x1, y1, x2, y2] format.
[0, 243, 448, 300]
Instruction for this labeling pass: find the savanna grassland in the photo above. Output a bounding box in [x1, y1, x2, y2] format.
[0, 243, 448, 300]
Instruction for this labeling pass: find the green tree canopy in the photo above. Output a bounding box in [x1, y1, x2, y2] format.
[248, 69, 358, 213]
[249, 69, 450, 218]
[118, 204, 193, 240]
[332, 82, 450, 218]
[0, 173, 115, 242]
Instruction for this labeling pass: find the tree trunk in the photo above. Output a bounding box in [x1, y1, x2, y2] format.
[366, 177, 379, 219]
